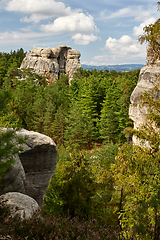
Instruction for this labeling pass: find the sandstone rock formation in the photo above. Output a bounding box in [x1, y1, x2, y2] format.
[20, 45, 81, 83]
[0, 129, 57, 207]
[0, 154, 26, 196]
[129, 63, 160, 129]
[129, 65, 160, 146]
[0, 192, 39, 220]
[129, 19, 160, 145]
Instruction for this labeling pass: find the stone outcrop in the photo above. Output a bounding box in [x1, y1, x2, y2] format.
[20, 45, 81, 83]
[17, 129, 57, 207]
[0, 129, 57, 207]
[129, 19, 160, 145]
[129, 64, 160, 146]
[0, 192, 39, 220]
[0, 154, 26, 196]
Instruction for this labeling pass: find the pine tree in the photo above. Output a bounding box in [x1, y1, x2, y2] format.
[64, 101, 95, 149]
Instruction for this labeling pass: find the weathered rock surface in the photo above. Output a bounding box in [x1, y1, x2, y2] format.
[129, 19, 160, 145]
[0, 154, 26, 196]
[20, 45, 81, 83]
[0, 129, 57, 207]
[17, 129, 57, 207]
[129, 63, 160, 146]
[0, 192, 39, 219]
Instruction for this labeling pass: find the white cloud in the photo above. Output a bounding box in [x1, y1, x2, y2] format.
[72, 33, 99, 45]
[0, 30, 54, 46]
[100, 5, 158, 22]
[21, 15, 49, 23]
[96, 5, 158, 66]
[133, 17, 156, 36]
[6, 0, 71, 15]
[92, 33, 146, 65]
[2, 0, 100, 45]
[106, 7, 135, 19]
[105, 35, 140, 54]
[41, 13, 98, 34]
[4, 0, 99, 42]
[5, 0, 72, 23]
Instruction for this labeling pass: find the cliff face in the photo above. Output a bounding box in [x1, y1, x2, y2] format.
[20, 45, 81, 83]
[129, 19, 160, 145]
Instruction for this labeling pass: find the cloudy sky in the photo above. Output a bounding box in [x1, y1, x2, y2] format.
[0, 0, 159, 65]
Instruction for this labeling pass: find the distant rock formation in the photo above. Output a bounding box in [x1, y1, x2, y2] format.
[20, 45, 81, 83]
[129, 19, 160, 145]
[0, 129, 57, 207]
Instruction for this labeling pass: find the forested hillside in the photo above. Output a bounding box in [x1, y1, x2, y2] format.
[0, 49, 139, 147]
[1, 48, 160, 239]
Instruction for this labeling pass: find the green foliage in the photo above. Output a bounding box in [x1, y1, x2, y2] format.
[112, 143, 160, 239]
[64, 101, 95, 149]
[99, 71, 138, 143]
[0, 51, 143, 235]
[111, 80, 160, 239]
[0, 129, 24, 180]
[139, 2, 160, 61]
[0, 48, 26, 87]
[44, 147, 98, 218]
[44, 143, 119, 225]
[1, 62, 139, 147]
[0, 87, 25, 180]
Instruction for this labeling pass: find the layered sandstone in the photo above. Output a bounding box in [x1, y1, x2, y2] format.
[20, 45, 81, 83]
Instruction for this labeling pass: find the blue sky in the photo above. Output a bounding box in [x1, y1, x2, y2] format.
[0, 0, 159, 65]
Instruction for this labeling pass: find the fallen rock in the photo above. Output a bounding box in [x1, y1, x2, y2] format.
[20, 45, 81, 82]
[0, 192, 39, 220]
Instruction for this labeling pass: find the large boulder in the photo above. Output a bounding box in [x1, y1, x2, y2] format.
[0, 192, 39, 220]
[0, 129, 57, 208]
[20, 45, 81, 82]
[17, 129, 57, 207]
